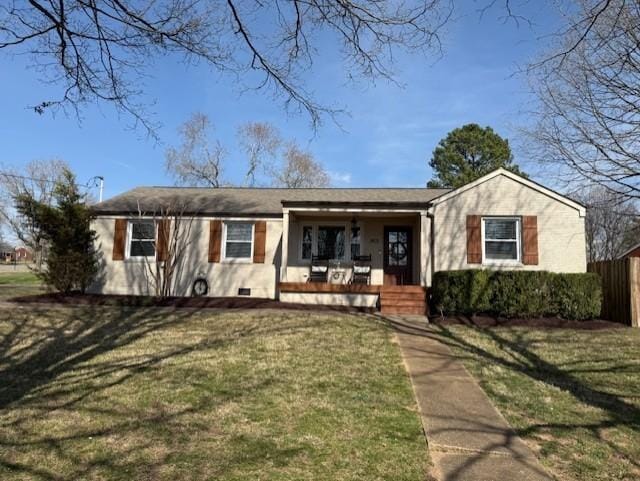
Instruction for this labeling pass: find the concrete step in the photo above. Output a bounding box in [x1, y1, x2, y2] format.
[380, 299, 427, 308]
[381, 305, 428, 315]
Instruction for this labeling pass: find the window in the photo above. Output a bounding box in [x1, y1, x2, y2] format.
[224, 222, 253, 260]
[299, 223, 363, 261]
[350, 226, 361, 259]
[483, 217, 520, 262]
[128, 220, 155, 258]
[317, 225, 345, 260]
[301, 226, 313, 260]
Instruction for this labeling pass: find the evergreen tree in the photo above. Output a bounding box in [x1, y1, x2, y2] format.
[427, 124, 526, 188]
[17, 169, 98, 293]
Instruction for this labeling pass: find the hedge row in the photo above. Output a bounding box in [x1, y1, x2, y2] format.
[431, 270, 602, 320]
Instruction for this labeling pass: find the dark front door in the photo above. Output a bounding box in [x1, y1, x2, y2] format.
[383, 226, 412, 285]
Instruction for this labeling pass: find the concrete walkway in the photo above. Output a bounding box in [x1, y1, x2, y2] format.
[387, 316, 554, 481]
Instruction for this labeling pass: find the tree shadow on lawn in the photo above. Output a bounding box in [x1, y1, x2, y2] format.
[386, 318, 640, 479]
[0, 305, 335, 480]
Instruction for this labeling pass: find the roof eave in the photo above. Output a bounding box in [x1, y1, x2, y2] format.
[91, 209, 282, 218]
[281, 200, 433, 209]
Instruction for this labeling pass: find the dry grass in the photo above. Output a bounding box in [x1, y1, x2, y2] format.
[0, 305, 427, 480]
[433, 324, 640, 481]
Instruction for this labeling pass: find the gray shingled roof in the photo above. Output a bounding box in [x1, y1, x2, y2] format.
[92, 186, 451, 216]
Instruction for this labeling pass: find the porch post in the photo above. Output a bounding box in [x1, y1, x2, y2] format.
[420, 211, 430, 287]
[280, 210, 290, 282]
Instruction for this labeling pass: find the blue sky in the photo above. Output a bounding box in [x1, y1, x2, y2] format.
[0, 2, 557, 201]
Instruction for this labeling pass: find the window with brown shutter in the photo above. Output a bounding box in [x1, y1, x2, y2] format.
[208, 220, 222, 263]
[253, 221, 267, 263]
[112, 218, 127, 261]
[466, 215, 482, 264]
[522, 216, 539, 265]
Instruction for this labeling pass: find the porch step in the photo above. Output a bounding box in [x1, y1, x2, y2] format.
[379, 286, 428, 315]
[380, 305, 428, 315]
[379, 292, 426, 301]
[380, 286, 426, 294]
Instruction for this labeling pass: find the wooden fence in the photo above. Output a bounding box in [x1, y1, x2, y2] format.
[587, 258, 640, 327]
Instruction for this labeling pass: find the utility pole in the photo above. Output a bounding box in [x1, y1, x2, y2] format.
[98, 176, 104, 203]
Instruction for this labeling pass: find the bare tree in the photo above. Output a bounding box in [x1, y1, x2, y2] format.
[526, 1, 640, 203]
[270, 143, 330, 188]
[137, 202, 196, 298]
[0, 159, 69, 269]
[0, 1, 450, 133]
[165, 113, 225, 187]
[237, 121, 282, 186]
[577, 186, 640, 261]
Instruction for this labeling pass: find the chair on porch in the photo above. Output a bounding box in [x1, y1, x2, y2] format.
[308, 255, 329, 283]
[350, 254, 372, 285]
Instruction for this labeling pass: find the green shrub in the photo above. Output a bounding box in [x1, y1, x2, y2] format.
[549, 273, 602, 320]
[431, 270, 601, 320]
[430, 270, 492, 314]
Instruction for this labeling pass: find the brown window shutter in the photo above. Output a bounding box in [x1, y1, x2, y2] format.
[156, 219, 170, 262]
[466, 215, 482, 264]
[209, 220, 222, 263]
[522, 216, 539, 265]
[112, 219, 127, 261]
[253, 221, 267, 263]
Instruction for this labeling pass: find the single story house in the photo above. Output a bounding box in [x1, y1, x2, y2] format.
[0, 245, 34, 263]
[14, 247, 33, 262]
[619, 242, 640, 259]
[90, 169, 587, 314]
[0, 242, 14, 263]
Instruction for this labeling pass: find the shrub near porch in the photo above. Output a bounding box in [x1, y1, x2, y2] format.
[0, 306, 428, 481]
[431, 270, 601, 319]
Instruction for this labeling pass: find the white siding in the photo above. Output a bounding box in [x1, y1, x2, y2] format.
[90, 216, 283, 298]
[430, 174, 587, 274]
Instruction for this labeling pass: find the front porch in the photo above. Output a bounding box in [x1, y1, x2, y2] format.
[277, 204, 432, 314]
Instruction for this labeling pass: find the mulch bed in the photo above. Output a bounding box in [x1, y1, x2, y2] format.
[7, 293, 628, 329]
[430, 314, 626, 330]
[8, 292, 376, 313]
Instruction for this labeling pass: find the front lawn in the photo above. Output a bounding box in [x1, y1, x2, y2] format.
[0, 305, 428, 480]
[0, 271, 40, 285]
[0, 272, 45, 300]
[434, 324, 640, 481]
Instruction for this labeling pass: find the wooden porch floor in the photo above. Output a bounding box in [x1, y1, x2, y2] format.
[278, 282, 428, 315]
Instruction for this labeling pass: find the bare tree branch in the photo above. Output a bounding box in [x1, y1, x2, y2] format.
[576, 186, 639, 261]
[0, 158, 69, 269]
[165, 112, 225, 187]
[237, 121, 282, 186]
[269, 142, 330, 187]
[1, 0, 451, 134]
[525, 0, 640, 204]
[136, 200, 196, 298]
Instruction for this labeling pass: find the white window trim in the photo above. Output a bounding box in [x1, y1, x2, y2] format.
[481, 216, 522, 265]
[222, 221, 254, 263]
[125, 219, 157, 261]
[298, 222, 364, 263]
